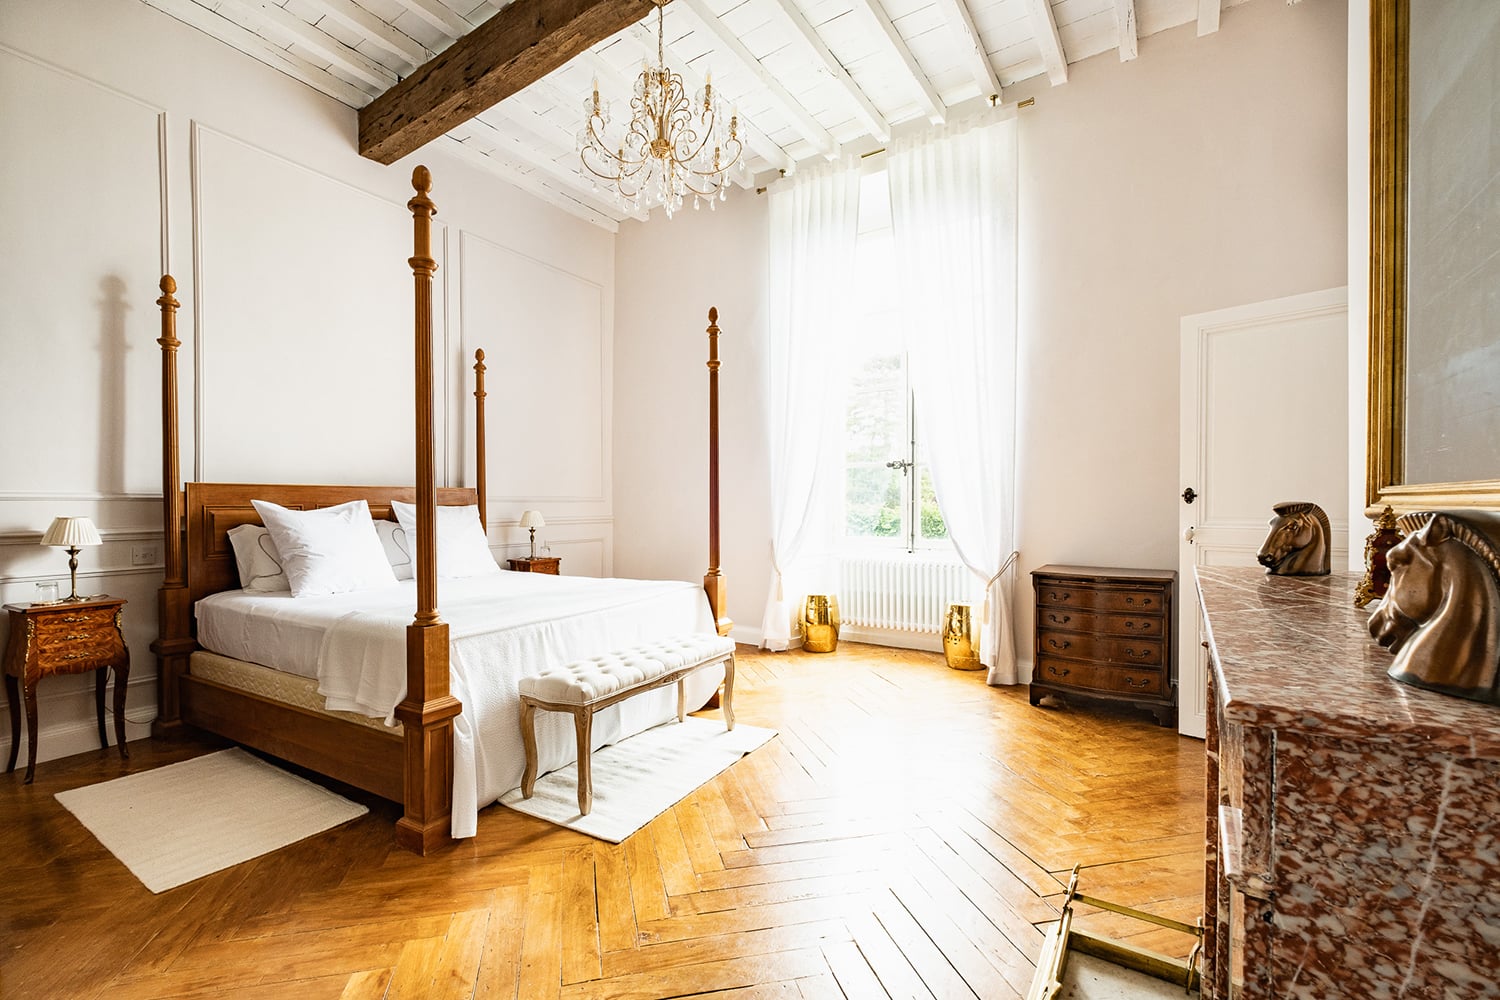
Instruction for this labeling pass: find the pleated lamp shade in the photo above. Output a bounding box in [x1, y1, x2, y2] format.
[40, 516, 102, 548]
[519, 510, 545, 530]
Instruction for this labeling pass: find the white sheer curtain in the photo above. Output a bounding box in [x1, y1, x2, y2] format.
[761, 157, 862, 649]
[888, 114, 1021, 684]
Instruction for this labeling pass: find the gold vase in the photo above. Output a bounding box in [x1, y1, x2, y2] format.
[801, 594, 840, 653]
[944, 603, 982, 670]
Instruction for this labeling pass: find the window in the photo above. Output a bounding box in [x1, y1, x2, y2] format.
[843, 170, 948, 552]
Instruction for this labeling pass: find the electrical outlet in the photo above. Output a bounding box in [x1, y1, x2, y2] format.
[131, 543, 159, 567]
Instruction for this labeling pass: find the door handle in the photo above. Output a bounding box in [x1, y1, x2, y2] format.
[1183, 526, 1195, 542]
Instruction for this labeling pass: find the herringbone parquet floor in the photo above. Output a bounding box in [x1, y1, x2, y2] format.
[1, 643, 1205, 999]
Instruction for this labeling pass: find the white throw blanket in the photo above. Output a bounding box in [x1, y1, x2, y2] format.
[311, 573, 718, 838]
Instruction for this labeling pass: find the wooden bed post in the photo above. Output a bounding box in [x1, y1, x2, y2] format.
[394, 166, 461, 855]
[151, 275, 193, 739]
[704, 307, 732, 637]
[473, 349, 487, 533]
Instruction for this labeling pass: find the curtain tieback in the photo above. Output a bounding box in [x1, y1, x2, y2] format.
[981, 550, 1020, 624]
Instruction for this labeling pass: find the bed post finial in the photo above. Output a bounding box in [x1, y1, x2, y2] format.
[473, 349, 487, 533]
[152, 273, 191, 740]
[704, 307, 731, 637]
[396, 165, 459, 856]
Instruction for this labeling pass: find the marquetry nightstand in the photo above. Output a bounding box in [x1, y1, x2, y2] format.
[4, 596, 130, 784]
[507, 556, 561, 575]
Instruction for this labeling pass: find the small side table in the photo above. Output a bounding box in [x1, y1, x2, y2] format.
[507, 556, 561, 576]
[4, 596, 130, 784]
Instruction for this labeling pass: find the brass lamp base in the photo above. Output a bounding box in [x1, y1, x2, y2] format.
[62, 546, 86, 601]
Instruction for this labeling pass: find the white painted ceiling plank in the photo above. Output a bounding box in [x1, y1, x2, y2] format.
[619, 23, 798, 176]
[143, 0, 375, 106]
[1197, 0, 1219, 36]
[443, 133, 623, 230]
[300, 0, 433, 67]
[768, 0, 890, 142]
[847, 0, 946, 124]
[1114, 0, 1136, 60]
[216, 0, 400, 90]
[929, 0, 1001, 99]
[457, 116, 649, 220]
[1022, 0, 1067, 84]
[674, 0, 839, 158]
[389, 0, 474, 38]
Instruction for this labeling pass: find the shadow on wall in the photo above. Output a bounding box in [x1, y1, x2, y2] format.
[96, 274, 130, 493]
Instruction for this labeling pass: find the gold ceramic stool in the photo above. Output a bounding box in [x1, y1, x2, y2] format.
[944, 603, 982, 670]
[801, 594, 840, 653]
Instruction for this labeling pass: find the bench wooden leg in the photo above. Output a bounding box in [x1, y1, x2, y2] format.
[677, 678, 686, 723]
[520, 699, 539, 799]
[575, 707, 594, 815]
[722, 653, 736, 731]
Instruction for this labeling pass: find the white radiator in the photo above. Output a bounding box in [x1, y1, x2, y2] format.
[838, 554, 972, 634]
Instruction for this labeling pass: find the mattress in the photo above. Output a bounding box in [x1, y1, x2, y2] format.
[190, 650, 399, 734]
[194, 572, 720, 838]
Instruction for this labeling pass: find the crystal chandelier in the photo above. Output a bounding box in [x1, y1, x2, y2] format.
[578, 0, 745, 218]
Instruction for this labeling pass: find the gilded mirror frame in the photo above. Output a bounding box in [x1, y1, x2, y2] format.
[1366, 0, 1500, 514]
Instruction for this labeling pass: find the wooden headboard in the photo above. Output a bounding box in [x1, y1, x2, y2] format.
[184, 482, 479, 610]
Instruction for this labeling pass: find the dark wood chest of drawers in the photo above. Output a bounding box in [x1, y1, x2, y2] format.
[1029, 565, 1176, 727]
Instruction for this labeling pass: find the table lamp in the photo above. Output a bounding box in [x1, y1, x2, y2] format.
[519, 510, 545, 559]
[40, 516, 103, 602]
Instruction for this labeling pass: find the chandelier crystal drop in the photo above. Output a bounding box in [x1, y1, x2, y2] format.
[578, 0, 746, 218]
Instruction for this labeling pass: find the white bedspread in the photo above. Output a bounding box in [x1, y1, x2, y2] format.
[196, 573, 718, 838]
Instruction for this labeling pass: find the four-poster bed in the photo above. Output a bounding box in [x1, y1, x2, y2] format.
[149, 166, 732, 854]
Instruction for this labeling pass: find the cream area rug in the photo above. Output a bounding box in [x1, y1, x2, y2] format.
[55, 748, 368, 893]
[500, 717, 777, 842]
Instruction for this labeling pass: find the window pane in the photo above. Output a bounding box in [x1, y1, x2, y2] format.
[918, 466, 947, 539]
[845, 353, 903, 463]
[846, 464, 903, 538]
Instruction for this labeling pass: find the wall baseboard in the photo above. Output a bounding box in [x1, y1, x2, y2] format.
[840, 626, 944, 654]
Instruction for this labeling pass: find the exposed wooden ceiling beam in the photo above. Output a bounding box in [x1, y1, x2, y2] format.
[768, 0, 889, 143]
[217, 0, 398, 91]
[673, 0, 838, 159]
[1115, 0, 1138, 62]
[847, 0, 945, 125]
[302, 0, 433, 69]
[359, 0, 656, 164]
[931, 0, 1001, 100]
[1023, 0, 1067, 86]
[1197, 0, 1220, 36]
[616, 26, 797, 177]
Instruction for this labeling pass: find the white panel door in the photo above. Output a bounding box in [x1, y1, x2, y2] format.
[1178, 288, 1349, 739]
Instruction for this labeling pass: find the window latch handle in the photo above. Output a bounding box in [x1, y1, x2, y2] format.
[885, 459, 913, 475]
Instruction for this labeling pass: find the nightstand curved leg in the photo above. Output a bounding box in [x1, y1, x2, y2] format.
[113, 652, 130, 760]
[4, 673, 19, 774]
[22, 680, 37, 784]
[95, 667, 109, 750]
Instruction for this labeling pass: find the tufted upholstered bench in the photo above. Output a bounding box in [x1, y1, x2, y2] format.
[517, 633, 737, 815]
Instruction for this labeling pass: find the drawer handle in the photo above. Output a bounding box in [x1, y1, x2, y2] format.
[59, 651, 95, 662]
[1125, 596, 1153, 607]
[1124, 620, 1152, 631]
[1125, 676, 1150, 688]
[1048, 591, 1072, 602]
[1047, 613, 1071, 625]
[58, 615, 92, 624]
[1125, 647, 1151, 659]
[1046, 666, 1070, 678]
[1047, 639, 1071, 651]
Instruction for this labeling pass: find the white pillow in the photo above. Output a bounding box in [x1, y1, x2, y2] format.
[374, 518, 414, 581]
[390, 501, 499, 578]
[250, 499, 399, 597]
[226, 524, 290, 592]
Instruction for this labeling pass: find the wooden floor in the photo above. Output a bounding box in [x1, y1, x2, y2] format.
[1, 643, 1205, 999]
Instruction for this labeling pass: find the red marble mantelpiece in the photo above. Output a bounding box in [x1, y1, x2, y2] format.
[1196, 568, 1500, 999]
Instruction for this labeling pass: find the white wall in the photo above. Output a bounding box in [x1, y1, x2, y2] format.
[0, 0, 615, 766]
[1348, 0, 1372, 569]
[613, 194, 773, 641]
[614, 0, 1349, 663]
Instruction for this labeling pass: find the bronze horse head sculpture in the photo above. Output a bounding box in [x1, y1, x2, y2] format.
[1368, 510, 1500, 703]
[1257, 501, 1331, 576]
